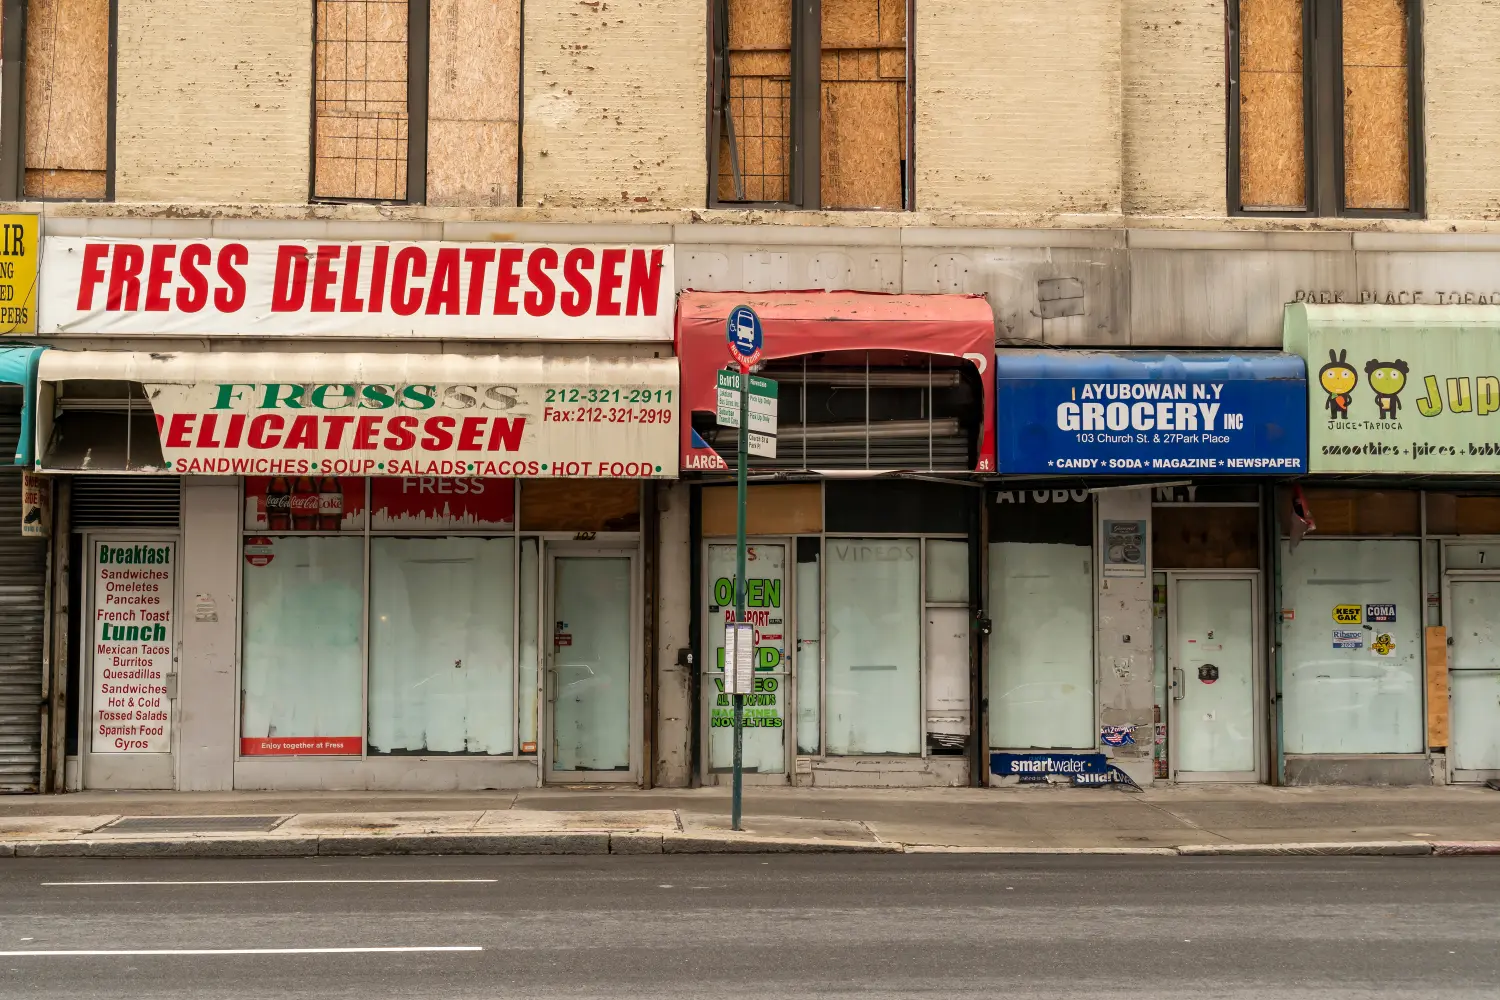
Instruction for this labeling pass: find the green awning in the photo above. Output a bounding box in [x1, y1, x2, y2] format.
[0, 345, 46, 466]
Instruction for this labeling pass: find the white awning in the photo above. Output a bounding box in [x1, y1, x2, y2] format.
[34, 350, 680, 478]
[36, 350, 676, 387]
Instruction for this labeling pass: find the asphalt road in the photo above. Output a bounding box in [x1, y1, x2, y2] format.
[1, 854, 1497, 999]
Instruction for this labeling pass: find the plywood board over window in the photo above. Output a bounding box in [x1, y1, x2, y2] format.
[1342, 0, 1409, 210]
[315, 0, 410, 201]
[426, 0, 519, 206]
[1238, 0, 1305, 210]
[717, 0, 793, 203]
[23, 0, 109, 199]
[820, 0, 905, 210]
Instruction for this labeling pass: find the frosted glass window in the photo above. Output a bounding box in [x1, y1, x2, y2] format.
[550, 556, 633, 771]
[241, 536, 364, 748]
[368, 537, 516, 754]
[925, 539, 969, 603]
[1281, 539, 1421, 754]
[795, 540, 821, 754]
[988, 542, 1094, 749]
[519, 538, 540, 751]
[825, 538, 921, 755]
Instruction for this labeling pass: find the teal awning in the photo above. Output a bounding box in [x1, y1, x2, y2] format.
[0, 345, 46, 466]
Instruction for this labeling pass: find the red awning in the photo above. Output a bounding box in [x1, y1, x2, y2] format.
[676, 290, 996, 472]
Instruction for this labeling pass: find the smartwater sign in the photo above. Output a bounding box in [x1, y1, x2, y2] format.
[995, 351, 1307, 474]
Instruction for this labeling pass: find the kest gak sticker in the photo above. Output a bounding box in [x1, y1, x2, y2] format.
[1332, 604, 1362, 624]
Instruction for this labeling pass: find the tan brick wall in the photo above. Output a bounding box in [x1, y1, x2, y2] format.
[523, 0, 706, 208]
[1122, 0, 1226, 216]
[916, 0, 1122, 214]
[1425, 0, 1500, 219]
[115, 0, 311, 203]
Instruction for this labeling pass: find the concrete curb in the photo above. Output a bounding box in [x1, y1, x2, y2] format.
[1431, 842, 1500, 856]
[903, 846, 1179, 855]
[1175, 841, 1434, 857]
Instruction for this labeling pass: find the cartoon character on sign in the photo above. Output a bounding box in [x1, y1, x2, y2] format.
[1318, 349, 1357, 418]
[1371, 632, 1396, 656]
[1363, 358, 1409, 420]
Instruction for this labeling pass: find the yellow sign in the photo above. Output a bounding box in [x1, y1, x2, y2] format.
[1333, 604, 1362, 624]
[1371, 632, 1396, 657]
[0, 214, 38, 335]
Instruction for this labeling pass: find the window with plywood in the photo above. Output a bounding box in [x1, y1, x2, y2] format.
[314, 0, 427, 203]
[23, 0, 111, 200]
[1231, 0, 1421, 217]
[710, 0, 909, 210]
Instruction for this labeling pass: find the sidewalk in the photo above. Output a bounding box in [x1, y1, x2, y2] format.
[2, 785, 1499, 858]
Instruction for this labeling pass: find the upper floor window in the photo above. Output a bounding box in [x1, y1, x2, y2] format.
[313, 0, 428, 203]
[19, 0, 112, 200]
[709, 0, 911, 210]
[1230, 0, 1422, 216]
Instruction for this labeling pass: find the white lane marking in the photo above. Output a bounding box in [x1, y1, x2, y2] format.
[0, 946, 483, 957]
[42, 879, 499, 887]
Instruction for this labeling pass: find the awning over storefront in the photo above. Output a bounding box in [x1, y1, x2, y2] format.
[0, 345, 46, 466]
[676, 291, 996, 472]
[33, 350, 679, 477]
[1285, 303, 1500, 475]
[995, 350, 1307, 475]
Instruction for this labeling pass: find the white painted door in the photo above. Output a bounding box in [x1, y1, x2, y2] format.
[1448, 579, 1500, 775]
[1170, 576, 1259, 781]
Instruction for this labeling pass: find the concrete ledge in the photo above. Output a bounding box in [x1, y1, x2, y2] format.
[1176, 841, 1434, 857]
[904, 845, 1178, 855]
[662, 834, 900, 854]
[81, 837, 319, 859]
[316, 833, 610, 856]
[1431, 842, 1500, 856]
[0, 842, 13, 857]
[13, 841, 92, 858]
[609, 832, 665, 855]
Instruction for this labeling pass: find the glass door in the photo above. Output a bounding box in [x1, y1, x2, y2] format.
[1447, 577, 1500, 777]
[1168, 574, 1262, 781]
[701, 540, 790, 781]
[544, 549, 637, 782]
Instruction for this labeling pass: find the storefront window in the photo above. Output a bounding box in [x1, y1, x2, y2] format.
[518, 538, 540, 753]
[368, 537, 517, 755]
[825, 538, 921, 755]
[795, 538, 821, 755]
[1281, 538, 1423, 754]
[241, 536, 365, 754]
[926, 539, 969, 604]
[988, 489, 1095, 750]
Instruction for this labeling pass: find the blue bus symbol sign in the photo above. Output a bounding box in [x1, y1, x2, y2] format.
[727, 304, 763, 369]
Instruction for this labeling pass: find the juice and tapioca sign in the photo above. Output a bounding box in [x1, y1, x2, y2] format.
[1287, 304, 1500, 473]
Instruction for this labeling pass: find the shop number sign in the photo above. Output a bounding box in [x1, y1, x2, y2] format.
[91, 541, 174, 754]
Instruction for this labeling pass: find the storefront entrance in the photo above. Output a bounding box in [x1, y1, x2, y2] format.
[1164, 573, 1263, 781]
[1443, 551, 1500, 780]
[545, 547, 640, 782]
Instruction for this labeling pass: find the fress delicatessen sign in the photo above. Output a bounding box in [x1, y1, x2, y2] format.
[144, 370, 678, 478]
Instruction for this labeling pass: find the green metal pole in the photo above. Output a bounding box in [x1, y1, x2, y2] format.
[732, 368, 748, 831]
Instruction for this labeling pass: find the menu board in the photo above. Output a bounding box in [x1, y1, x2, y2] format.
[92, 541, 174, 753]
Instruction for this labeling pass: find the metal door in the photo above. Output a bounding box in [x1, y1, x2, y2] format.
[0, 461, 47, 793]
[1447, 577, 1500, 777]
[1168, 574, 1262, 782]
[543, 546, 640, 783]
[700, 539, 792, 783]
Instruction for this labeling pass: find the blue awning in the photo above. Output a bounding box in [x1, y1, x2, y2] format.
[0, 345, 46, 466]
[995, 351, 1307, 475]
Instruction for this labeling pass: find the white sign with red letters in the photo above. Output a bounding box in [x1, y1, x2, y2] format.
[39, 238, 674, 340]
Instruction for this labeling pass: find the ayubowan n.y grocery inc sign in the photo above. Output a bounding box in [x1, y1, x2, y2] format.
[1285, 302, 1500, 473]
[38, 352, 680, 478]
[38, 238, 673, 339]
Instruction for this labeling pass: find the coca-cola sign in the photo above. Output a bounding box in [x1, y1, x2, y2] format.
[245, 475, 365, 531]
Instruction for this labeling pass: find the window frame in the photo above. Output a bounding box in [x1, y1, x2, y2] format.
[705, 0, 914, 211]
[309, 0, 429, 206]
[1227, 0, 1424, 219]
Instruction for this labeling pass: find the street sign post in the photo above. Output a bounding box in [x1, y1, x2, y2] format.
[715, 370, 778, 458]
[723, 304, 766, 832]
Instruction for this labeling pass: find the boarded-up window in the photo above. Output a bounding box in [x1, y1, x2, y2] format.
[315, 0, 410, 201]
[1342, 0, 1409, 210]
[24, 0, 110, 199]
[712, 0, 908, 209]
[716, 0, 793, 203]
[1238, 0, 1305, 211]
[821, 0, 905, 210]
